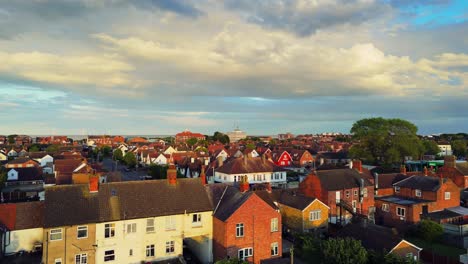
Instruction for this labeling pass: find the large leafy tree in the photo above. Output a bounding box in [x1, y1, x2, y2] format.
[321, 237, 367, 264]
[421, 140, 441, 156]
[123, 152, 137, 168]
[349, 118, 423, 166]
[417, 220, 443, 243]
[187, 138, 199, 149]
[113, 149, 123, 161]
[452, 140, 467, 157]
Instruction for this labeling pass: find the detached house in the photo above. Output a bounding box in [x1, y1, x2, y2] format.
[2, 166, 44, 202]
[206, 181, 282, 264]
[270, 151, 293, 167]
[289, 149, 314, 167]
[299, 161, 375, 224]
[375, 174, 460, 228]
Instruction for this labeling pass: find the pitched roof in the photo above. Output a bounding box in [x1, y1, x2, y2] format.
[314, 169, 373, 191]
[7, 167, 43, 181]
[456, 162, 468, 175]
[44, 185, 99, 228]
[44, 178, 213, 227]
[216, 156, 285, 174]
[268, 189, 318, 211]
[377, 173, 410, 189]
[394, 175, 446, 191]
[335, 222, 418, 253]
[98, 179, 212, 221]
[15, 201, 44, 230]
[27, 152, 51, 159]
[7, 157, 37, 165]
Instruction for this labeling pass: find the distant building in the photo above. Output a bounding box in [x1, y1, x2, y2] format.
[278, 133, 294, 140]
[438, 143, 453, 156]
[175, 130, 205, 144]
[226, 128, 246, 142]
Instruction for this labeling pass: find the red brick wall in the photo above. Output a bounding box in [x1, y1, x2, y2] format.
[299, 152, 314, 165]
[216, 194, 282, 264]
[213, 217, 227, 261]
[437, 166, 467, 189]
[299, 175, 327, 204]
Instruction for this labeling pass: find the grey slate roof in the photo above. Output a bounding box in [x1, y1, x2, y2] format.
[44, 178, 212, 228]
[315, 169, 373, 191]
[216, 156, 285, 174]
[393, 175, 446, 191]
[456, 162, 468, 175]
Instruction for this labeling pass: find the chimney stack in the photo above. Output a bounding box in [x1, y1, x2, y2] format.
[200, 165, 206, 185]
[261, 154, 266, 163]
[423, 166, 428, 176]
[444, 155, 456, 168]
[400, 165, 407, 175]
[167, 164, 177, 186]
[89, 175, 99, 193]
[439, 173, 444, 186]
[243, 154, 248, 165]
[239, 175, 249, 192]
[374, 173, 379, 196]
[265, 182, 272, 193]
[353, 160, 363, 173]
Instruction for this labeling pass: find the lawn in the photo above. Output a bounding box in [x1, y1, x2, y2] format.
[406, 237, 466, 257]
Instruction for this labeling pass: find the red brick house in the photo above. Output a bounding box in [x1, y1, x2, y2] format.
[299, 161, 375, 224]
[437, 155, 468, 189]
[289, 149, 314, 167]
[207, 181, 282, 264]
[375, 174, 460, 228]
[270, 151, 292, 167]
[175, 130, 205, 144]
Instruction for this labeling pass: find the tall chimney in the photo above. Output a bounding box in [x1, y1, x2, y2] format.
[89, 175, 99, 193]
[243, 154, 248, 165]
[261, 154, 266, 163]
[353, 160, 363, 173]
[239, 175, 249, 192]
[423, 166, 428, 176]
[200, 165, 206, 185]
[167, 164, 177, 186]
[400, 165, 407, 175]
[217, 156, 224, 167]
[374, 173, 379, 196]
[444, 155, 456, 168]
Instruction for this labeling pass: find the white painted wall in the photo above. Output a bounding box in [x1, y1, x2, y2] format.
[7, 169, 18, 181]
[5, 228, 43, 254]
[214, 171, 287, 185]
[94, 211, 212, 264]
[35, 155, 53, 167]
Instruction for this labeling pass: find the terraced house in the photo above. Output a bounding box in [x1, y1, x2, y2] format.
[42, 166, 213, 264]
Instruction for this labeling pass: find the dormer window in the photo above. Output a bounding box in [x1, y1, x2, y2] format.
[415, 189, 422, 197]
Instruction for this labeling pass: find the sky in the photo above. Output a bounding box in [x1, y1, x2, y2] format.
[0, 0, 467, 136]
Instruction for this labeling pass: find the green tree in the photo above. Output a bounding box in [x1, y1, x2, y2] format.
[349, 118, 423, 166]
[246, 143, 256, 150]
[187, 138, 199, 149]
[213, 131, 230, 144]
[148, 164, 168, 179]
[452, 139, 467, 157]
[113, 149, 123, 161]
[417, 220, 443, 244]
[368, 250, 419, 264]
[321, 237, 367, 264]
[46, 144, 61, 153]
[421, 140, 441, 156]
[29, 144, 41, 152]
[123, 152, 137, 168]
[294, 233, 321, 260]
[101, 146, 112, 157]
[7, 134, 17, 144]
[0, 168, 7, 187]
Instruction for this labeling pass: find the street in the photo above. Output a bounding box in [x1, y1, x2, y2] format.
[101, 158, 150, 181]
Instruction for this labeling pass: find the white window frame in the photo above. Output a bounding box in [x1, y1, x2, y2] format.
[238, 247, 253, 260]
[50, 228, 62, 241]
[271, 242, 279, 256]
[146, 244, 155, 257]
[165, 216, 176, 231]
[166, 241, 175, 254]
[146, 218, 155, 233]
[236, 223, 244, 237]
[271, 218, 278, 232]
[77, 226, 88, 239]
[104, 250, 115, 262]
[192, 213, 202, 226]
[363, 188, 368, 197]
[445, 192, 451, 200]
[75, 253, 87, 264]
[104, 223, 115, 238]
[126, 223, 137, 234]
[382, 203, 389, 212]
[415, 189, 422, 197]
[309, 210, 321, 221]
[54, 258, 62, 264]
[397, 207, 406, 217]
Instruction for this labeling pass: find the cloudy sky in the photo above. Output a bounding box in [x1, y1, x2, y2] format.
[0, 0, 467, 135]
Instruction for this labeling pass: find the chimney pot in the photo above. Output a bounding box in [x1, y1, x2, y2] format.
[400, 165, 407, 175]
[239, 175, 249, 192]
[423, 166, 428, 176]
[167, 164, 177, 185]
[353, 160, 362, 173]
